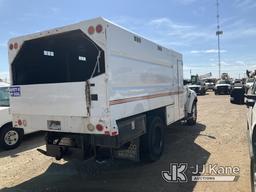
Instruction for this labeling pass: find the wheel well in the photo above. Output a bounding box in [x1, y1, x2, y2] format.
[0, 122, 24, 134]
[252, 126, 256, 153]
[146, 107, 166, 124]
[253, 126, 256, 141]
[1, 122, 12, 130]
[115, 107, 167, 133]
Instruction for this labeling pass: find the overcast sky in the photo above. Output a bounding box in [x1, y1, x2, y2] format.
[0, 0, 256, 80]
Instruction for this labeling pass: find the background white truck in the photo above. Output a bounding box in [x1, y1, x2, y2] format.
[8, 17, 197, 161]
[0, 81, 23, 150]
[0, 82, 36, 149]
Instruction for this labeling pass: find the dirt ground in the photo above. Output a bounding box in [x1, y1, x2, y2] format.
[0, 92, 251, 192]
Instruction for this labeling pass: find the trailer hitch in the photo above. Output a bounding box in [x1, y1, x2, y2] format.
[37, 148, 48, 156]
[37, 146, 66, 160]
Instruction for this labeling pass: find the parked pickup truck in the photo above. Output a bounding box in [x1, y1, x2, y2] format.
[204, 78, 215, 91]
[8, 17, 197, 162]
[214, 80, 231, 95]
[0, 82, 36, 149]
[188, 81, 206, 95]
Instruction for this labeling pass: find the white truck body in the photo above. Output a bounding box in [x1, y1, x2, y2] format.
[0, 82, 36, 150]
[0, 82, 11, 127]
[8, 17, 196, 160]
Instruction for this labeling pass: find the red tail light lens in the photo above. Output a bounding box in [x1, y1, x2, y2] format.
[88, 26, 95, 35]
[111, 131, 118, 136]
[14, 42, 19, 49]
[18, 119, 22, 126]
[96, 124, 103, 131]
[96, 24, 103, 33]
[9, 43, 13, 50]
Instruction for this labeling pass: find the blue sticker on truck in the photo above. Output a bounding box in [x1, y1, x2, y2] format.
[10, 86, 21, 97]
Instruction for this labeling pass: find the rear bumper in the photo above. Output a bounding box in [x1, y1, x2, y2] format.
[206, 85, 214, 89]
[41, 129, 142, 161]
[215, 87, 230, 94]
[12, 114, 110, 135]
[37, 115, 146, 161]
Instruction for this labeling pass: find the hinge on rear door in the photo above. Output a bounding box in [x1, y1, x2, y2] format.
[85, 81, 91, 116]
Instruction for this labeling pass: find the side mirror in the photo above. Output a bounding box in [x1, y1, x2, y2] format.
[245, 94, 256, 107]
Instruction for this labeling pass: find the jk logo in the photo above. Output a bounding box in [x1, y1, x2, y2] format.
[162, 163, 188, 183]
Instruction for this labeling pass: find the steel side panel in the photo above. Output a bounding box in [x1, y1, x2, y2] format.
[10, 82, 87, 117]
[109, 95, 176, 123]
[106, 23, 183, 124]
[166, 105, 175, 125]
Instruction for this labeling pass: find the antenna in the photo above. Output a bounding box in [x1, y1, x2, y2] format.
[216, 0, 223, 78]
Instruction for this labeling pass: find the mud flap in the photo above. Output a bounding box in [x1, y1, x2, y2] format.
[113, 138, 140, 161]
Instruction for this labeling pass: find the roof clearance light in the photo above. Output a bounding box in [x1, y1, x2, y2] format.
[88, 26, 95, 35]
[14, 42, 19, 49]
[9, 43, 13, 50]
[96, 24, 103, 33]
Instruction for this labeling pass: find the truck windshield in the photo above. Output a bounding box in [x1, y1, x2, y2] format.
[0, 87, 10, 107]
[205, 79, 214, 83]
[247, 78, 254, 83]
[11, 30, 105, 85]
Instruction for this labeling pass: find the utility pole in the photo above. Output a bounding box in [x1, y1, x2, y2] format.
[216, 0, 223, 79]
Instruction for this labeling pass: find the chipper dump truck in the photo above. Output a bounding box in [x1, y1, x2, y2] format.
[8, 17, 197, 162]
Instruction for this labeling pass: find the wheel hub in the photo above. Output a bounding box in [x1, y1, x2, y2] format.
[4, 130, 19, 146]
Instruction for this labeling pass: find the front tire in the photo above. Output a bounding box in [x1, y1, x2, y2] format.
[251, 157, 256, 192]
[187, 102, 197, 125]
[141, 116, 165, 162]
[0, 124, 24, 150]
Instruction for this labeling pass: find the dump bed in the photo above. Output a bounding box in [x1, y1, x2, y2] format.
[9, 17, 184, 135]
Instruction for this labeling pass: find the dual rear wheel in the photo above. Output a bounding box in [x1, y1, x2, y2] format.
[141, 116, 165, 162]
[141, 103, 197, 162]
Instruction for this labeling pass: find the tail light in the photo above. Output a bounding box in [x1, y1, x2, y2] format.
[9, 43, 13, 50]
[14, 42, 19, 49]
[111, 131, 118, 136]
[18, 119, 22, 126]
[96, 24, 103, 33]
[88, 26, 95, 35]
[96, 124, 104, 131]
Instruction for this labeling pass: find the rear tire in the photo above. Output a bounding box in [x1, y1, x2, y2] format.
[0, 124, 24, 150]
[187, 102, 197, 125]
[141, 116, 165, 162]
